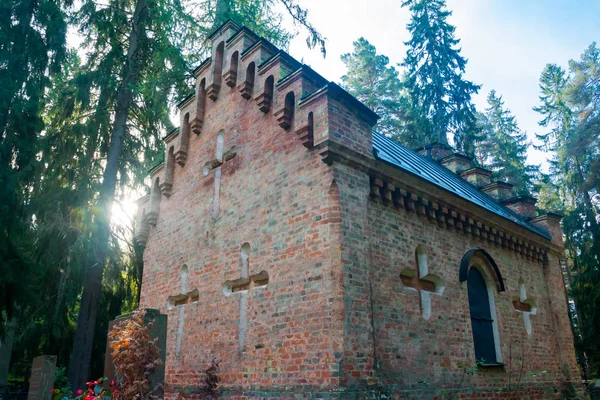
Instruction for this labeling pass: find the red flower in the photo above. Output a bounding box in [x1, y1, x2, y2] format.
[77, 389, 83, 395]
[86, 381, 93, 387]
[112, 389, 119, 393]
[110, 380, 115, 387]
[50, 389, 55, 394]
[93, 380, 98, 386]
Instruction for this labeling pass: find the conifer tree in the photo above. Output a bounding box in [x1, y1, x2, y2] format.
[340, 37, 417, 144]
[0, 0, 70, 324]
[477, 90, 537, 194]
[401, 0, 480, 153]
[534, 45, 600, 373]
[211, 0, 325, 55]
[0, 0, 71, 380]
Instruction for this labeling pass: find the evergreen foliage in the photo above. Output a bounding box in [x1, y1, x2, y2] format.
[402, 0, 480, 154]
[534, 43, 600, 375]
[477, 90, 537, 195]
[340, 37, 416, 145]
[0, 0, 71, 330]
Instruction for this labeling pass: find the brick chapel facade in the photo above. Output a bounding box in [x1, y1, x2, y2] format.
[134, 21, 582, 399]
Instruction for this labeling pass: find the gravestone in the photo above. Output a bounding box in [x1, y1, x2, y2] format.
[103, 309, 167, 393]
[0, 318, 16, 387]
[27, 355, 56, 400]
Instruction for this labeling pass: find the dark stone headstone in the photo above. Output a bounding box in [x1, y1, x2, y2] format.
[103, 309, 167, 393]
[0, 319, 16, 388]
[27, 355, 57, 400]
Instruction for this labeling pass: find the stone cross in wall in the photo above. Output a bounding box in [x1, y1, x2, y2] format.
[167, 266, 199, 360]
[512, 281, 536, 335]
[223, 244, 269, 353]
[203, 132, 237, 220]
[400, 250, 444, 321]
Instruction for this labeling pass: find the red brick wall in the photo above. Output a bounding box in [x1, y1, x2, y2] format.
[363, 191, 581, 397]
[139, 61, 343, 397]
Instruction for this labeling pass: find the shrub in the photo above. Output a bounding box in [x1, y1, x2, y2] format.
[175, 359, 221, 400]
[108, 309, 162, 399]
[51, 377, 117, 400]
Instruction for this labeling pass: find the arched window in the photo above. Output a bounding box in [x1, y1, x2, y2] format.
[297, 111, 315, 148]
[181, 113, 190, 150]
[208, 42, 225, 100]
[258, 75, 274, 113]
[148, 177, 161, 226]
[225, 51, 239, 87]
[192, 79, 206, 135]
[277, 91, 295, 130]
[176, 113, 190, 166]
[461, 249, 504, 365]
[240, 62, 255, 99]
[264, 75, 274, 99]
[134, 204, 150, 247]
[161, 146, 175, 197]
[467, 267, 498, 363]
[214, 41, 224, 81]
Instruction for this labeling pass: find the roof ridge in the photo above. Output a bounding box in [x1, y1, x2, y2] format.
[372, 132, 550, 240]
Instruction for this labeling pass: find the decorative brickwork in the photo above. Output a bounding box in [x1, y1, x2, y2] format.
[191, 78, 206, 135]
[134, 20, 582, 399]
[223, 51, 239, 88]
[482, 181, 514, 201]
[440, 152, 473, 173]
[503, 195, 538, 219]
[460, 166, 493, 187]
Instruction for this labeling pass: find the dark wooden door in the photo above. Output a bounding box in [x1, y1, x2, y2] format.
[467, 267, 497, 364]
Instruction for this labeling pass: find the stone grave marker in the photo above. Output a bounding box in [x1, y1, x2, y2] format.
[0, 319, 16, 388]
[27, 355, 56, 400]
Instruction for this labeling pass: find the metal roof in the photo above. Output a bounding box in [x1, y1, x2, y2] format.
[372, 132, 551, 240]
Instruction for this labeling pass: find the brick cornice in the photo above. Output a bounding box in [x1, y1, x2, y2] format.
[316, 139, 561, 259]
[163, 127, 180, 144]
[192, 57, 212, 77]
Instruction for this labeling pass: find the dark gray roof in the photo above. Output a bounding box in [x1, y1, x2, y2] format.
[372, 132, 550, 240]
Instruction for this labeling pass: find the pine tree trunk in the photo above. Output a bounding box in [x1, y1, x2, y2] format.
[565, 238, 585, 335]
[67, 0, 148, 391]
[575, 159, 600, 255]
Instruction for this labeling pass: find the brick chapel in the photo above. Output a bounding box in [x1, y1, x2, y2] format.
[133, 21, 582, 399]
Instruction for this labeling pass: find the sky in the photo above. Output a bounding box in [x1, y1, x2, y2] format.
[285, 0, 600, 170]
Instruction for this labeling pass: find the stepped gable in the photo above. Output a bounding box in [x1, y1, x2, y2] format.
[134, 20, 376, 234]
[136, 20, 556, 261]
